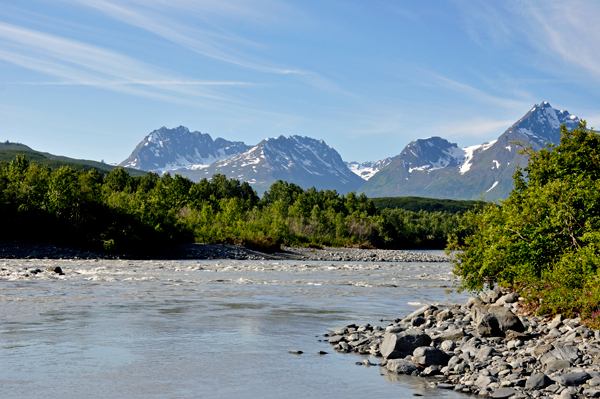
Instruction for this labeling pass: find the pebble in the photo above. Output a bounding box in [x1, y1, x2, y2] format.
[323, 289, 600, 398]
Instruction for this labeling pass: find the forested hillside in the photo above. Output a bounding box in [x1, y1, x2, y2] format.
[0, 155, 464, 253]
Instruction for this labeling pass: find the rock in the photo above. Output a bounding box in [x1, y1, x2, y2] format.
[412, 347, 451, 366]
[432, 328, 465, 344]
[386, 325, 407, 334]
[475, 375, 499, 389]
[435, 383, 454, 389]
[467, 297, 484, 308]
[492, 387, 518, 399]
[473, 305, 525, 337]
[404, 305, 438, 321]
[288, 350, 303, 355]
[436, 309, 453, 322]
[411, 317, 426, 327]
[420, 365, 441, 376]
[480, 290, 502, 304]
[499, 292, 519, 304]
[549, 314, 564, 329]
[441, 340, 456, 351]
[544, 359, 571, 371]
[588, 376, 600, 387]
[381, 331, 431, 359]
[554, 371, 591, 386]
[46, 266, 64, 275]
[540, 345, 579, 364]
[318, 351, 328, 355]
[525, 373, 552, 390]
[583, 389, 600, 398]
[328, 335, 345, 344]
[386, 359, 420, 374]
[476, 346, 496, 361]
[533, 343, 554, 358]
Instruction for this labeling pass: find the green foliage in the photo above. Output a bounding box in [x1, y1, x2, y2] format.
[448, 122, 600, 325]
[372, 196, 483, 214]
[1, 155, 462, 254]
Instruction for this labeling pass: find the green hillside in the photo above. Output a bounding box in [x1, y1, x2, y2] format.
[371, 196, 484, 213]
[0, 141, 145, 176]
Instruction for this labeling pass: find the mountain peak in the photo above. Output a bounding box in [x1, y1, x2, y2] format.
[118, 126, 251, 172]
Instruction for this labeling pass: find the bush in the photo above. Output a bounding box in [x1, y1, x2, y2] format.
[448, 122, 600, 325]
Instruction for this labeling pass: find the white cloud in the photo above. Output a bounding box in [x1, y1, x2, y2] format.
[0, 21, 258, 105]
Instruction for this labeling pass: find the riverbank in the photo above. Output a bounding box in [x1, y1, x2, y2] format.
[0, 240, 449, 262]
[326, 290, 600, 398]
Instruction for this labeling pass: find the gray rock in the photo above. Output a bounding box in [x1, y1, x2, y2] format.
[583, 389, 600, 398]
[533, 343, 554, 358]
[525, 373, 552, 390]
[435, 383, 455, 389]
[541, 345, 579, 364]
[476, 346, 496, 361]
[404, 305, 437, 321]
[473, 305, 525, 337]
[467, 296, 484, 308]
[328, 335, 345, 344]
[588, 376, 600, 387]
[411, 316, 426, 327]
[547, 328, 562, 338]
[436, 309, 453, 322]
[554, 371, 591, 386]
[380, 331, 431, 359]
[441, 340, 456, 351]
[492, 387, 518, 399]
[481, 290, 503, 304]
[432, 328, 465, 344]
[549, 314, 563, 330]
[386, 359, 420, 374]
[475, 375, 499, 389]
[421, 365, 441, 376]
[544, 359, 571, 371]
[413, 346, 451, 366]
[46, 266, 64, 275]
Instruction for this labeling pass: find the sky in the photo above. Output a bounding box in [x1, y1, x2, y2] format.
[2, 1, 600, 164]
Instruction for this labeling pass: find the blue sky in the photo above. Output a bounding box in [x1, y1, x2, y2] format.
[1, 1, 600, 164]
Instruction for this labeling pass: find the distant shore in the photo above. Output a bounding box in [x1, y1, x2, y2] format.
[0, 240, 449, 263]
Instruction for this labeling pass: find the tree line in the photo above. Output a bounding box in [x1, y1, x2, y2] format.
[0, 155, 463, 253]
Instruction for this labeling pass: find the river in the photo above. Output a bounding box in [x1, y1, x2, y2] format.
[0, 252, 470, 398]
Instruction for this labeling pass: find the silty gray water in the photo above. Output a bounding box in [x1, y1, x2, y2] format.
[0, 253, 470, 398]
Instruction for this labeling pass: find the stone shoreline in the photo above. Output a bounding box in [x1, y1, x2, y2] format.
[0, 240, 449, 263]
[324, 290, 600, 399]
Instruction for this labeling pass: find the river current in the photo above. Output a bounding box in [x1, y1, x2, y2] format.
[0, 252, 470, 398]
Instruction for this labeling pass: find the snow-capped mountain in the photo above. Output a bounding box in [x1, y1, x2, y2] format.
[346, 158, 395, 180]
[361, 102, 582, 201]
[118, 126, 251, 172]
[174, 135, 366, 194]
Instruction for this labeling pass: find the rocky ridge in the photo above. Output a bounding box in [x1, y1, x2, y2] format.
[324, 290, 600, 398]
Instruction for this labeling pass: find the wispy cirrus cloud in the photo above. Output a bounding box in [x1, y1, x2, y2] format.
[63, 0, 307, 75]
[0, 21, 257, 105]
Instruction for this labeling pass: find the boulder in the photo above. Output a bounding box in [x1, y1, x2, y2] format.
[475, 346, 496, 361]
[412, 347, 451, 367]
[492, 387, 518, 399]
[472, 305, 525, 337]
[480, 290, 502, 304]
[441, 340, 456, 352]
[386, 359, 420, 374]
[525, 373, 552, 390]
[554, 371, 591, 386]
[381, 331, 431, 359]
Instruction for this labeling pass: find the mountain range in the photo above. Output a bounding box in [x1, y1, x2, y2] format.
[117, 101, 582, 200]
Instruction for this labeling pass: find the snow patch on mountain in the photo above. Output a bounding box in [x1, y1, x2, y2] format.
[346, 157, 394, 180]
